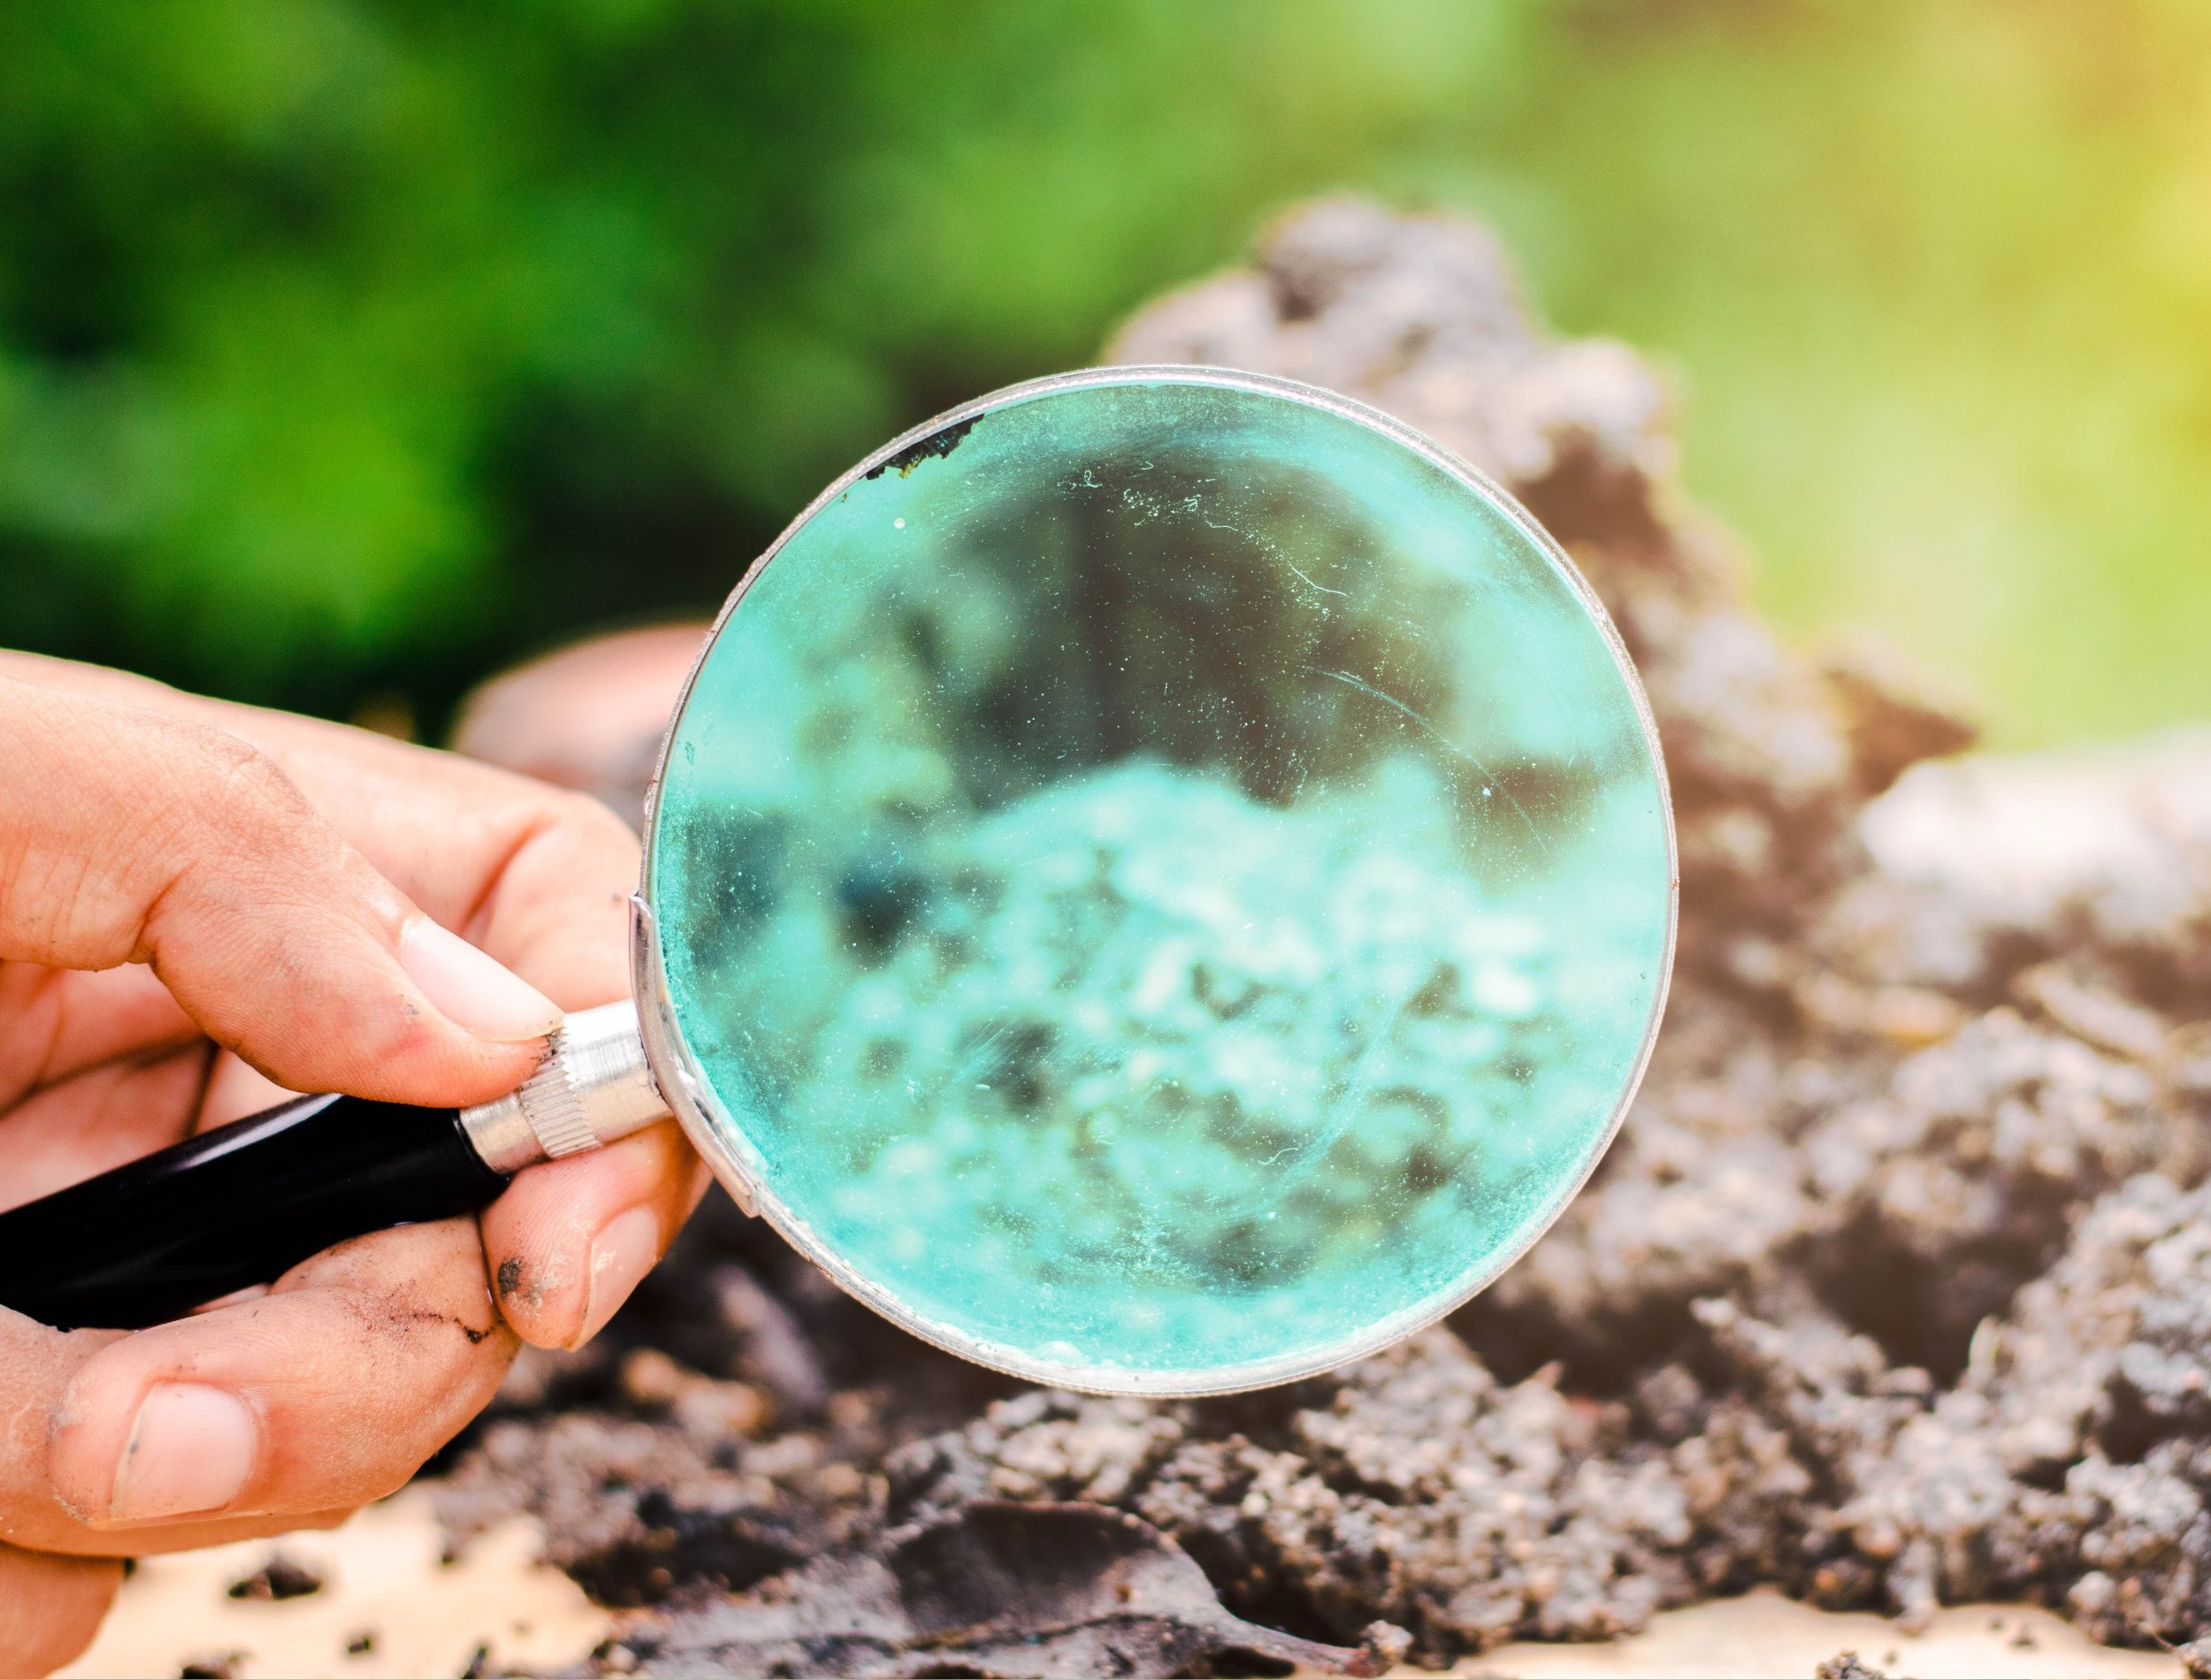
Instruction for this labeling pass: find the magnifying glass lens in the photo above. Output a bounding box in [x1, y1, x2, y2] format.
[648, 370, 1672, 1394]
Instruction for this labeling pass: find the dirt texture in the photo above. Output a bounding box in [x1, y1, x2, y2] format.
[431, 199, 2211, 1674]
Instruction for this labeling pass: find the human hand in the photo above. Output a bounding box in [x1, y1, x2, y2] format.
[0, 655, 707, 1676]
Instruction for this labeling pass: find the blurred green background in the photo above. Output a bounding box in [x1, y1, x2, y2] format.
[4, 0, 2207, 747]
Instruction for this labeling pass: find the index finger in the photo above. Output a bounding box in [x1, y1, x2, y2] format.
[0, 654, 641, 1012]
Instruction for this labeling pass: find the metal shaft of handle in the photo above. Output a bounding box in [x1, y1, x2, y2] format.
[460, 997, 672, 1172]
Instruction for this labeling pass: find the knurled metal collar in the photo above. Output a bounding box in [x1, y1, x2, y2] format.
[457, 999, 669, 1174]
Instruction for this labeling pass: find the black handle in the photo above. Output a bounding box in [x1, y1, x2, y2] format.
[0, 1093, 510, 1332]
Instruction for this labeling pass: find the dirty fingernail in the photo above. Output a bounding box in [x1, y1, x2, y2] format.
[110, 1384, 258, 1523]
[573, 1207, 662, 1349]
[400, 918, 562, 1043]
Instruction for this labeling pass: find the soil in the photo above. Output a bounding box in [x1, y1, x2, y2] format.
[429, 199, 2211, 1676]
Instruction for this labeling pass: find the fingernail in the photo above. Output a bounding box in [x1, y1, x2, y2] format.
[111, 1384, 258, 1523]
[400, 918, 562, 1042]
[572, 1207, 661, 1349]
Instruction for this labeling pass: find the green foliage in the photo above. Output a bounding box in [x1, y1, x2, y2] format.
[3, 0, 2207, 742]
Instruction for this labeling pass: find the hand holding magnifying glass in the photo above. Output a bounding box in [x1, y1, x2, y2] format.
[0, 665, 707, 1675]
[0, 368, 1675, 1401]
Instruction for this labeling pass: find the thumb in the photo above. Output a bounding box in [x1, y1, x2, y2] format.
[0, 678, 560, 1107]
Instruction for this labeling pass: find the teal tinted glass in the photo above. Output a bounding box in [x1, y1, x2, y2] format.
[648, 370, 1672, 1393]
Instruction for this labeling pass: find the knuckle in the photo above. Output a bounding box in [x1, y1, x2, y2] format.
[142, 721, 396, 951]
[490, 787, 639, 914]
[547, 786, 642, 861]
[131, 717, 317, 875]
[184, 727, 307, 829]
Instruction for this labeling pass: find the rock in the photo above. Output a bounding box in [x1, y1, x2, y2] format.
[225, 1552, 325, 1601]
[613, 1502, 1379, 1678]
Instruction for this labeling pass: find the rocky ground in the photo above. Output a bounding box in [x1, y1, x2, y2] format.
[430, 201, 2211, 1677]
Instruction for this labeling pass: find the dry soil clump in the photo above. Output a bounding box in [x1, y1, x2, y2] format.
[434, 200, 2211, 1676]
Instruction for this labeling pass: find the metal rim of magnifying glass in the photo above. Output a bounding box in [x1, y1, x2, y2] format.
[625, 363, 1680, 1399]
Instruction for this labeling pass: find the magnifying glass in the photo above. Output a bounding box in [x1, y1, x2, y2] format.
[0, 367, 1675, 1396]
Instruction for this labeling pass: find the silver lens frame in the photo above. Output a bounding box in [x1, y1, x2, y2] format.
[629, 363, 1679, 1396]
